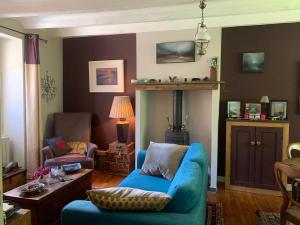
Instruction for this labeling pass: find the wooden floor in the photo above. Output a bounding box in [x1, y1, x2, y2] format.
[92, 170, 282, 225]
[217, 184, 282, 225]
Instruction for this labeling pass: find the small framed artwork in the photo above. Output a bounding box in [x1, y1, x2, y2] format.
[156, 41, 195, 64]
[227, 101, 241, 118]
[245, 103, 261, 119]
[88, 60, 124, 93]
[242, 52, 265, 73]
[270, 100, 288, 120]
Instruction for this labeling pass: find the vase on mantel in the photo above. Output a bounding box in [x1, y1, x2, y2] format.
[208, 57, 218, 81]
[210, 68, 217, 81]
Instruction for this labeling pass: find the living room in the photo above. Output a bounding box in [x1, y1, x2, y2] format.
[0, 1, 300, 225]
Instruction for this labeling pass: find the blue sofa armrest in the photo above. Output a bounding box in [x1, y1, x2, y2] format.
[87, 143, 97, 158]
[137, 150, 147, 169]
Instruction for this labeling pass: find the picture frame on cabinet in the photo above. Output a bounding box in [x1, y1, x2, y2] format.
[227, 100, 242, 118]
[270, 100, 288, 120]
[245, 103, 261, 119]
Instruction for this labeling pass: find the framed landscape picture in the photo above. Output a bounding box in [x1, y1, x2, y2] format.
[156, 41, 195, 64]
[242, 52, 265, 73]
[88, 60, 124, 93]
[227, 101, 241, 118]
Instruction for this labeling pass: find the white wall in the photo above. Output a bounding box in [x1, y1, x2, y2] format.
[136, 28, 221, 188]
[0, 36, 25, 167]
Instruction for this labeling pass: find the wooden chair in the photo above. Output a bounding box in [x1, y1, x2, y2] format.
[274, 162, 300, 225]
[287, 142, 300, 159]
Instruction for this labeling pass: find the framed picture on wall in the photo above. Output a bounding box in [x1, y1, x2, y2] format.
[270, 100, 288, 120]
[227, 100, 241, 118]
[242, 52, 265, 73]
[156, 41, 195, 64]
[88, 60, 124, 93]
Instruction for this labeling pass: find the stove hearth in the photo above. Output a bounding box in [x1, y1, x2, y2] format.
[165, 90, 189, 145]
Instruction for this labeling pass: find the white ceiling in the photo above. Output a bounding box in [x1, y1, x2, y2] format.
[1, 0, 300, 37]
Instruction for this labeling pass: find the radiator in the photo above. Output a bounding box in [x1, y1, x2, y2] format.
[1, 136, 10, 166]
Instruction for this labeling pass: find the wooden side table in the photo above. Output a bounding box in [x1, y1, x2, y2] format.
[3, 169, 27, 192]
[104, 141, 135, 176]
[6, 209, 31, 225]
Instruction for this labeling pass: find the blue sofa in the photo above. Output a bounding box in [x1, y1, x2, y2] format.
[62, 143, 208, 225]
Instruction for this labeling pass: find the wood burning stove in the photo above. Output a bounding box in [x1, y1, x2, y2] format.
[165, 90, 189, 145]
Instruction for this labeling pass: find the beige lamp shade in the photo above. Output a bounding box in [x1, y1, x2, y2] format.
[109, 96, 134, 119]
[260, 96, 270, 103]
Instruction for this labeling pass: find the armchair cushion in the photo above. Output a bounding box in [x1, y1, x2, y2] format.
[47, 136, 71, 157]
[44, 153, 94, 169]
[68, 142, 88, 155]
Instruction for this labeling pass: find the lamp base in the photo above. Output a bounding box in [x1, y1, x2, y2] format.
[116, 121, 129, 143]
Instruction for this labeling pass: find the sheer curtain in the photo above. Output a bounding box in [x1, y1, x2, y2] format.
[24, 34, 43, 176]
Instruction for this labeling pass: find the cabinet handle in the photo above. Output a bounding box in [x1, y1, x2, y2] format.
[256, 140, 262, 146]
[250, 141, 255, 146]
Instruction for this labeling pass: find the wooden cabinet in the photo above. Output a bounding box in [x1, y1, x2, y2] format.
[3, 169, 27, 192]
[226, 120, 289, 195]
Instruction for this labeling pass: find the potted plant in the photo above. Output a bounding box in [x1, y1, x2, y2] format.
[208, 57, 218, 81]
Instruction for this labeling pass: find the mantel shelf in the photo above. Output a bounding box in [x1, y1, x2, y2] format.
[131, 81, 225, 91]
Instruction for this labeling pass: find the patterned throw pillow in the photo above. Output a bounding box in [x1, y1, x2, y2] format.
[87, 187, 171, 211]
[47, 136, 72, 157]
[67, 142, 87, 155]
[141, 142, 188, 180]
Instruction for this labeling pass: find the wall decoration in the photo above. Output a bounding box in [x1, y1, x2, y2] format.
[41, 70, 57, 102]
[208, 57, 218, 81]
[89, 60, 124, 93]
[156, 41, 195, 64]
[270, 100, 288, 120]
[242, 52, 265, 73]
[245, 103, 261, 119]
[227, 101, 241, 118]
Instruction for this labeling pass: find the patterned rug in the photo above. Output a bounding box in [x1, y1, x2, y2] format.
[256, 210, 280, 225]
[206, 203, 224, 225]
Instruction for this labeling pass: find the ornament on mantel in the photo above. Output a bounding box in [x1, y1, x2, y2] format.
[208, 57, 218, 81]
[41, 70, 57, 102]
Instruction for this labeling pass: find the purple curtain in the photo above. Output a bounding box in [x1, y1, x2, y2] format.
[24, 34, 42, 176]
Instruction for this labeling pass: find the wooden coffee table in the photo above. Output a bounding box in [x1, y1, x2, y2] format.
[4, 169, 93, 225]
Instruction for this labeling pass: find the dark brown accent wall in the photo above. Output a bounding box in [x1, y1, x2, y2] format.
[219, 23, 300, 175]
[63, 34, 136, 149]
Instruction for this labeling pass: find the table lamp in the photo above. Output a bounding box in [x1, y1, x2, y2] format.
[109, 96, 134, 143]
[260, 95, 270, 119]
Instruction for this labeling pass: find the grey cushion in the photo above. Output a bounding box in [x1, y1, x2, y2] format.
[141, 142, 188, 180]
[47, 136, 71, 157]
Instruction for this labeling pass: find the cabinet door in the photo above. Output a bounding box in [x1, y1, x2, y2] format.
[255, 127, 282, 190]
[231, 126, 256, 187]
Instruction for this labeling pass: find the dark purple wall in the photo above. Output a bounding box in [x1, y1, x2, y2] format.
[219, 23, 300, 175]
[63, 34, 136, 149]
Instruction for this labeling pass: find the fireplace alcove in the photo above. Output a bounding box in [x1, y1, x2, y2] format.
[133, 81, 223, 189]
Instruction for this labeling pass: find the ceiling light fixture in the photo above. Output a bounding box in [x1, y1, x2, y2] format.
[195, 0, 211, 56]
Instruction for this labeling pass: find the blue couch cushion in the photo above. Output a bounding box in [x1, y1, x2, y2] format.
[182, 143, 204, 165]
[118, 169, 171, 193]
[165, 161, 202, 213]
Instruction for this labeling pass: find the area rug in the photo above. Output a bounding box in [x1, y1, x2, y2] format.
[206, 203, 224, 225]
[256, 210, 280, 225]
